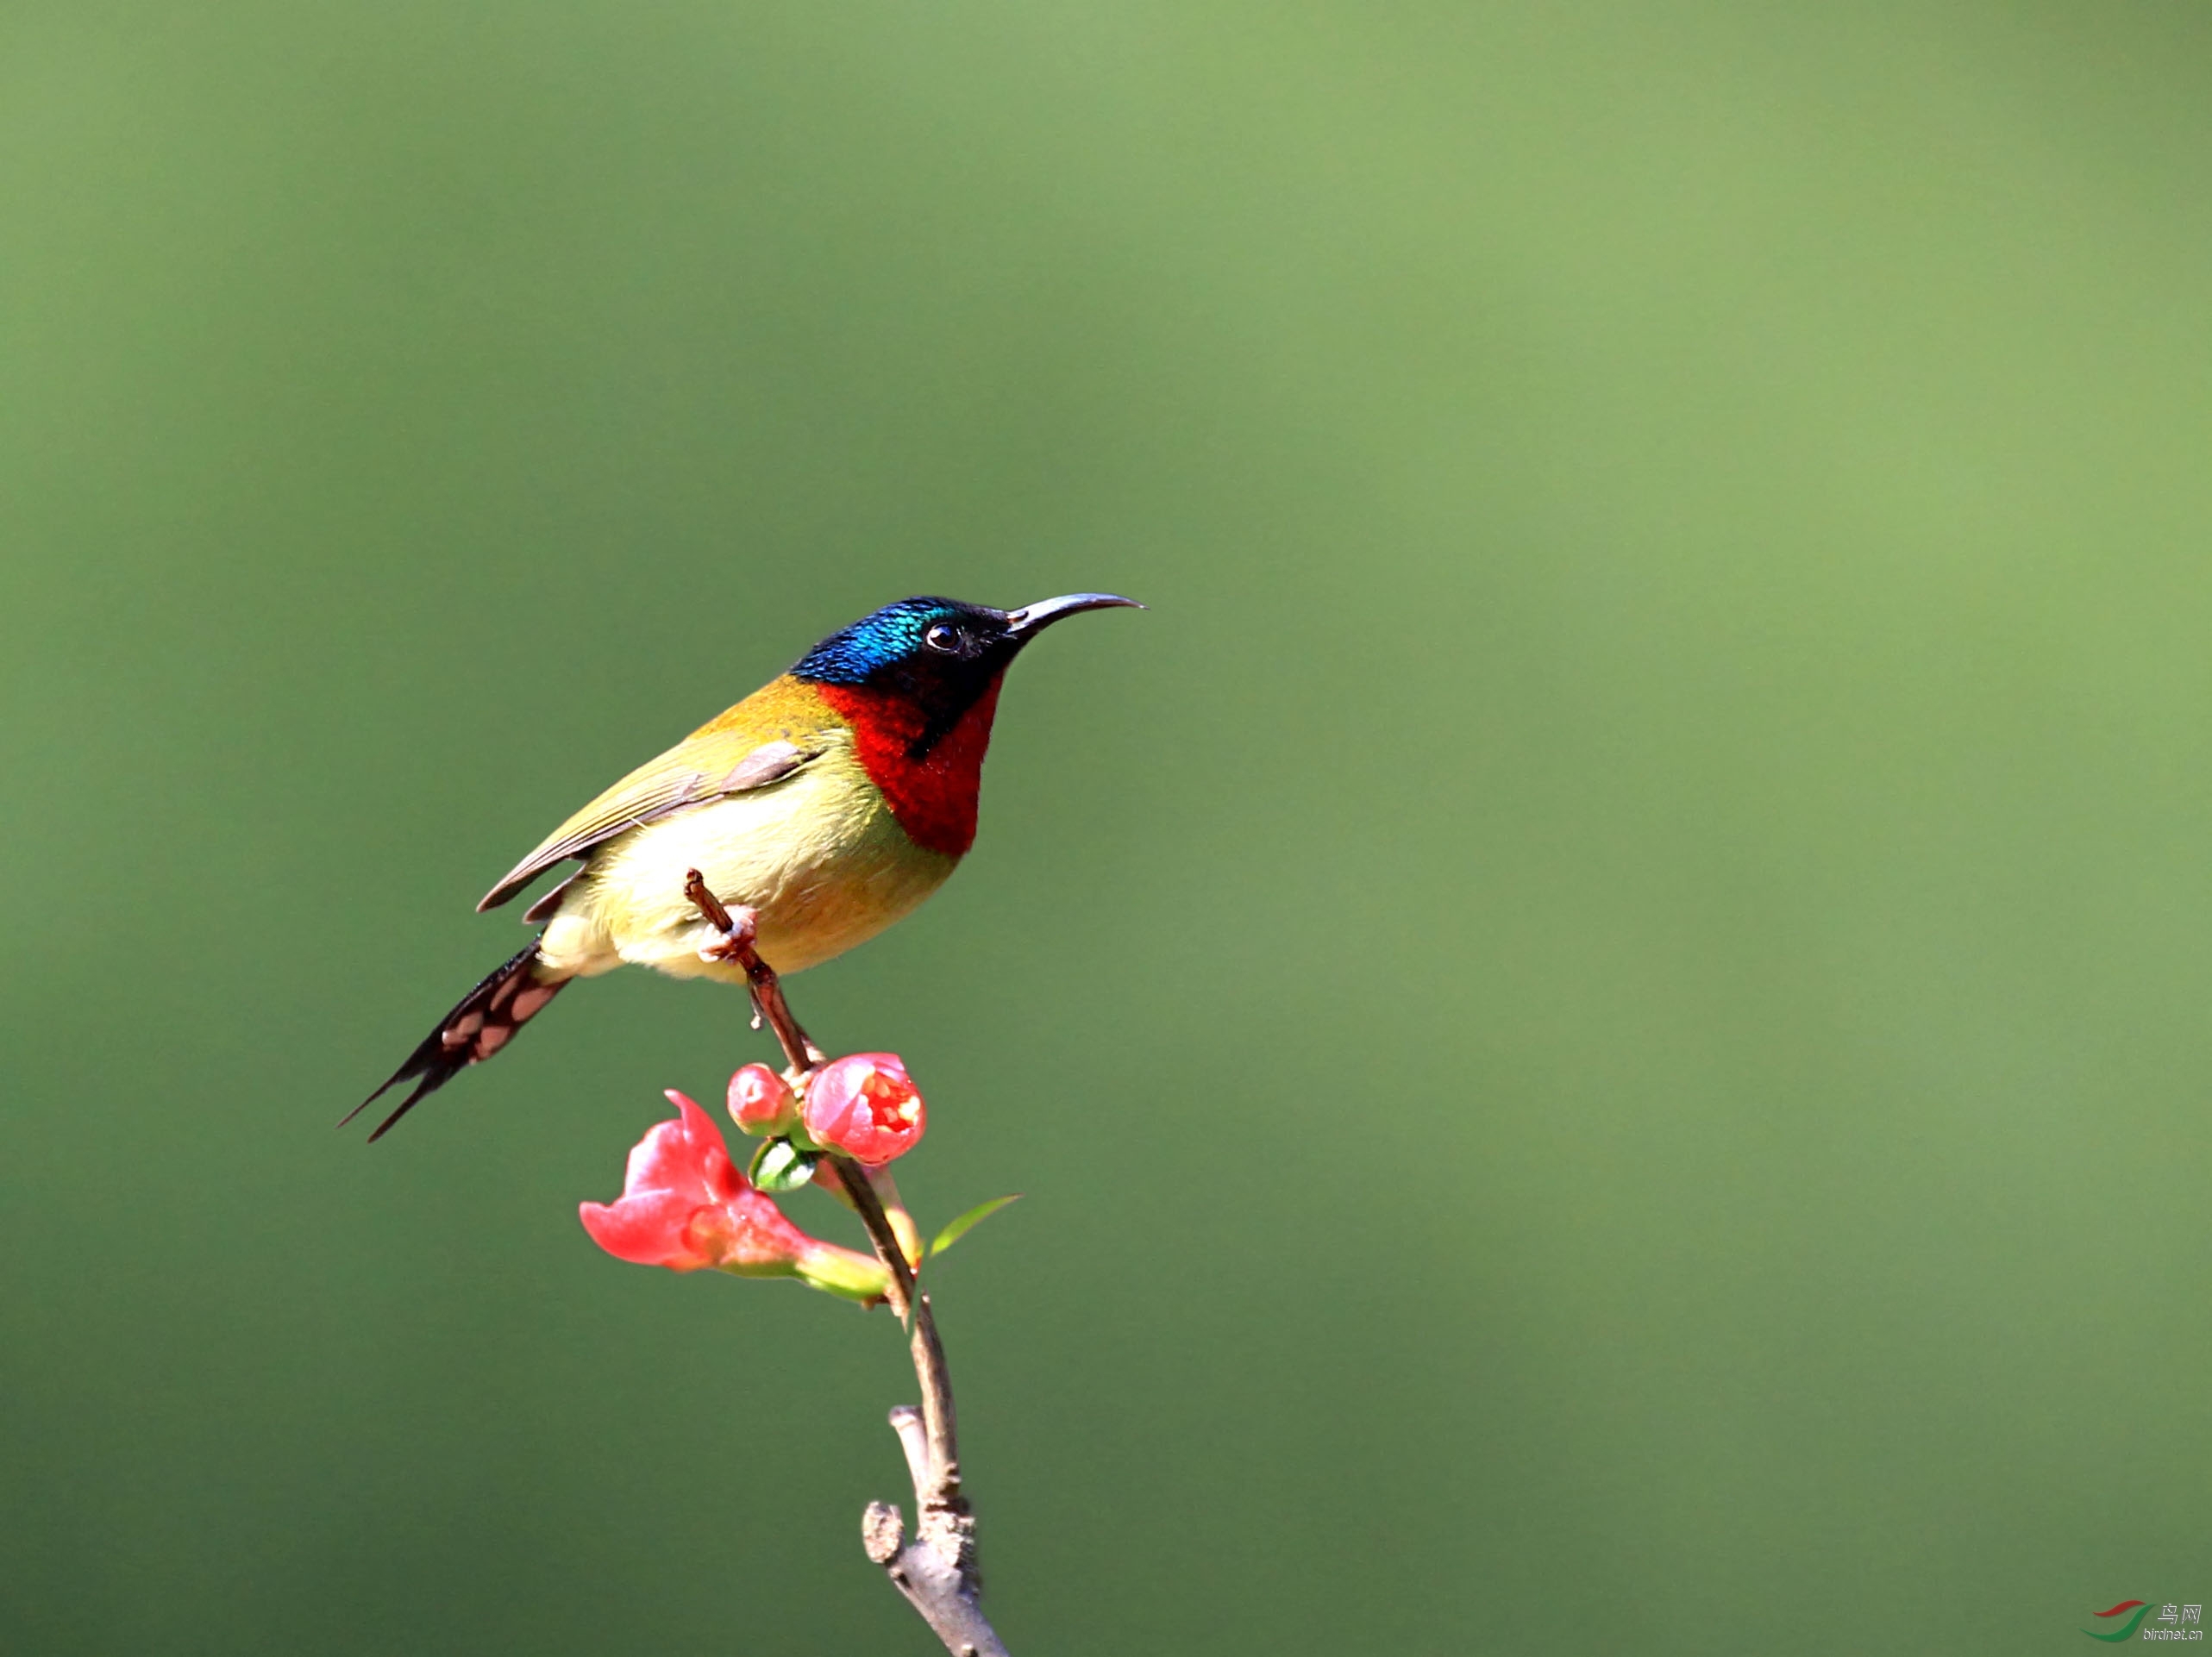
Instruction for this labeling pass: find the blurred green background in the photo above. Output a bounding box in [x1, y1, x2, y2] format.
[5, 3, 2209, 1652]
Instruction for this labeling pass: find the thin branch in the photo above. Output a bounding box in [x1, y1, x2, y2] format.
[686, 872, 1009, 1657]
[835, 1162, 995, 1652]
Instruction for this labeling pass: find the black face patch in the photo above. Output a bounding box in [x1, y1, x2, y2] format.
[793, 597, 1022, 759]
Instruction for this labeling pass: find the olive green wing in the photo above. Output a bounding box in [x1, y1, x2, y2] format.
[477, 733, 817, 912]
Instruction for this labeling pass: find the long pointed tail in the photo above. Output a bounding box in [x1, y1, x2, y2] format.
[347, 939, 571, 1141]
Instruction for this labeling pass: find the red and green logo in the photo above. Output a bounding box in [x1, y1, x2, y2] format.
[2088, 1601, 2154, 1641]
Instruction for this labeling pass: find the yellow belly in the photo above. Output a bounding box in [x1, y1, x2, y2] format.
[535, 739, 957, 982]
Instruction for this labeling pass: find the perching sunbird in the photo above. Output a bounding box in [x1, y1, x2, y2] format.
[353, 592, 1141, 1140]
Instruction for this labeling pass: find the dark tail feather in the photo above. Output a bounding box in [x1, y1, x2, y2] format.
[345, 939, 570, 1141]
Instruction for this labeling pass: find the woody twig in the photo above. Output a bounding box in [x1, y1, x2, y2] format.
[686, 871, 1006, 1657]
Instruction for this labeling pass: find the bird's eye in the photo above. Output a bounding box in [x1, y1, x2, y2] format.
[924, 622, 962, 653]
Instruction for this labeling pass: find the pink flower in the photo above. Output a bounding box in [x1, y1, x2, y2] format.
[580, 1091, 887, 1301]
[802, 1054, 926, 1166]
[727, 1063, 799, 1136]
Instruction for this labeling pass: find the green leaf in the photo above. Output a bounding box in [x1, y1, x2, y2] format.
[749, 1136, 818, 1193]
[929, 1194, 1023, 1258]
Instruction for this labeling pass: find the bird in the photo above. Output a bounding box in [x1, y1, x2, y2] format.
[350, 591, 1142, 1140]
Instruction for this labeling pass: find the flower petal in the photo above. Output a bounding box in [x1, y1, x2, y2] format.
[580, 1192, 715, 1269]
[622, 1103, 712, 1201]
[803, 1054, 925, 1166]
[716, 1188, 819, 1268]
[672, 1087, 748, 1204]
[727, 1064, 799, 1136]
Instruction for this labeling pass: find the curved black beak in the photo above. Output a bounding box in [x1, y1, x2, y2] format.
[1003, 592, 1145, 642]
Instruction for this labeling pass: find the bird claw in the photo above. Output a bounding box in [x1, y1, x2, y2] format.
[685, 869, 760, 963]
[682, 867, 824, 1079]
[699, 907, 760, 964]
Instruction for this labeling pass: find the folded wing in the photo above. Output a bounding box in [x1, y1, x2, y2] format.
[478, 735, 816, 912]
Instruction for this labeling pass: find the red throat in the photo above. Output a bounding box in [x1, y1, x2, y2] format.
[816, 677, 1005, 858]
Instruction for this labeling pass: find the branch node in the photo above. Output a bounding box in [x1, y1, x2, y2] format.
[862, 1500, 905, 1566]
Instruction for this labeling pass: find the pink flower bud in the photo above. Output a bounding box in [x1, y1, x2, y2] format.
[727, 1064, 798, 1136]
[802, 1053, 925, 1166]
[580, 1090, 888, 1301]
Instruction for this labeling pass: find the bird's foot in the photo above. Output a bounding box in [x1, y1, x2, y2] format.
[686, 870, 760, 965]
[697, 904, 761, 965]
[684, 867, 823, 1079]
[691, 888, 776, 1031]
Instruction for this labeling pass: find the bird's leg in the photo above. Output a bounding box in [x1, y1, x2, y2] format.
[684, 869, 827, 1080]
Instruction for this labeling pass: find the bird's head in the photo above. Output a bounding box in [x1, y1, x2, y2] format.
[793, 593, 1142, 760]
